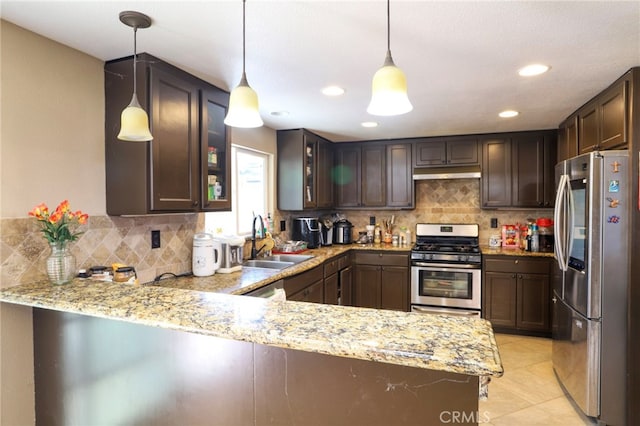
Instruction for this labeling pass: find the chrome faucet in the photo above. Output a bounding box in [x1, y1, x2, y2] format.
[251, 214, 265, 259]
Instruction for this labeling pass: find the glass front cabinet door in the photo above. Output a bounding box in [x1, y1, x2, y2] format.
[304, 135, 317, 209]
[201, 87, 231, 211]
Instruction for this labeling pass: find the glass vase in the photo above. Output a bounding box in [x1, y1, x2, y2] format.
[46, 242, 76, 285]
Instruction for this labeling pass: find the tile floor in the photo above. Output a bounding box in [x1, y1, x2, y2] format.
[479, 334, 598, 425]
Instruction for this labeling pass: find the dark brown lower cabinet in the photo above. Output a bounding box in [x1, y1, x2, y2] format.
[34, 309, 479, 426]
[324, 253, 353, 306]
[284, 265, 324, 303]
[483, 256, 551, 336]
[353, 251, 410, 312]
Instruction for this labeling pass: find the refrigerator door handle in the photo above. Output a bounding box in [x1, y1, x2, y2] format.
[554, 174, 570, 271]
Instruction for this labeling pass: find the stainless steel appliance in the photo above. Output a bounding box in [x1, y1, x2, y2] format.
[410, 223, 482, 317]
[333, 219, 353, 244]
[552, 150, 629, 425]
[213, 235, 244, 273]
[292, 217, 321, 249]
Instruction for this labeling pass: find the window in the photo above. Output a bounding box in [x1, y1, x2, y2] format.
[205, 145, 272, 236]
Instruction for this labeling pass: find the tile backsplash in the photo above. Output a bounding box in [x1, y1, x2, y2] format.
[1, 214, 202, 287]
[338, 179, 553, 244]
[1, 179, 552, 287]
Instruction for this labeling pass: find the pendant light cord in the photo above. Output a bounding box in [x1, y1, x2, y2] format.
[133, 26, 138, 96]
[386, 0, 390, 54]
[242, 0, 247, 76]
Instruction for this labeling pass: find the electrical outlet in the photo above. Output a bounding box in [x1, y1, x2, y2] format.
[490, 218, 498, 228]
[280, 220, 286, 232]
[151, 230, 161, 248]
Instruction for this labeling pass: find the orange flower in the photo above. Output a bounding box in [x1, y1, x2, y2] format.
[28, 200, 88, 244]
[28, 203, 49, 220]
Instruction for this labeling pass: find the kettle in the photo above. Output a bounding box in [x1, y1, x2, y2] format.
[192, 233, 222, 277]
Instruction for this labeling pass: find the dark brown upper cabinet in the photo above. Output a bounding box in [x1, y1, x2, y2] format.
[414, 136, 479, 167]
[577, 77, 629, 154]
[105, 53, 230, 215]
[333, 141, 413, 209]
[481, 130, 557, 209]
[277, 129, 333, 211]
[557, 115, 578, 162]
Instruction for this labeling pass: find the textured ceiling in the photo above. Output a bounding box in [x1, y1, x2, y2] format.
[2, 0, 639, 141]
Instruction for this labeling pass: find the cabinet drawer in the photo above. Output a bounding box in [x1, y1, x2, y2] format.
[337, 253, 351, 270]
[353, 252, 408, 266]
[324, 258, 339, 277]
[484, 257, 549, 274]
[283, 266, 324, 296]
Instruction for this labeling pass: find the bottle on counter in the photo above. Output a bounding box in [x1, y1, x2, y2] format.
[374, 224, 381, 244]
[530, 224, 540, 252]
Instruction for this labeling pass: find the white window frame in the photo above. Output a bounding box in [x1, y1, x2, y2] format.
[205, 144, 273, 237]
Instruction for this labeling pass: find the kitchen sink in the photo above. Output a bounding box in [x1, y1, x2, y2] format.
[243, 260, 295, 270]
[242, 254, 314, 270]
[261, 254, 314, 264]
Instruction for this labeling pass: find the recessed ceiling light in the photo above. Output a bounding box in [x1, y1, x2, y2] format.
[322, 86, 345, 96]
[361, 121, 378, 128]
[499, 110, 519, 118]
[270, 111, 290, 117]
[518, 64, 550, 77]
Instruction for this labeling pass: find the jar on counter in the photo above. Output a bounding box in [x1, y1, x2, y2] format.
[114, 266, 137, 284]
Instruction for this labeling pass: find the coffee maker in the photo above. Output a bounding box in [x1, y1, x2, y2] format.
[292, 217, 321, 249]
[213, 235, 245, 273]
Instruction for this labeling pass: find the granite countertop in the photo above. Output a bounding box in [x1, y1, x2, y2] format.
[156, 244, 409, 295]
[480, 245, 555, 258]
[0, 243, 503, 379]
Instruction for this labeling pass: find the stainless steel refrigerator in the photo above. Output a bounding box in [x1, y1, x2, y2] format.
[552, 150, 629, 425]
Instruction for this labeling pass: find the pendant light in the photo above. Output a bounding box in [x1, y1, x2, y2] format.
[224, 0, 263, 128]
[117, 11, 153, 141]
[367, 0, 413, 116]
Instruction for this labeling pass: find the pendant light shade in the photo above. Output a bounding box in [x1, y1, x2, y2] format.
[118, 11, 153, 141]
[224, 0, 263, 128]
[367, 0, 412, 116]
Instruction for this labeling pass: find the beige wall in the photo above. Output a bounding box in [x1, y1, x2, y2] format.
[1, 20, 105, 218]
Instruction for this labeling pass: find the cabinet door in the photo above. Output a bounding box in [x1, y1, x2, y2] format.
[288, 279, 324, 304]
[415, 139, 446, 166]
[484, 271, 517, 328]
[361, 145, 386, 207]
[578, 102, 598, 154]
[324, 273, 339, 305]
[542, 134, 557, 207]
[339, 265, 353, 306]
[149, 66, 200, 211]
[386, 143, 413, 208]
[303, 135, 318, 209]
[599, 79, 628, 150]
[316, 140, 334, 208]
[380, 266, 409, 312]
[481, 138, 512, 207]
[558, 116, 578, 162]
[517, 273, 550, 332]
[512, 133, 545, 208]
[334, 145, 361, 207]
[201, 87, 231, 211]
[353, 264, 381, 308]
[447, 138, 479, 165]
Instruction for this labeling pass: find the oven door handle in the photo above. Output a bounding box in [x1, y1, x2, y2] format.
[411, 262, 480, 270]
[411, 306, 481, 317]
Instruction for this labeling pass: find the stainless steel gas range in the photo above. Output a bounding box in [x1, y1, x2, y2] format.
[410, 223, 482, 317]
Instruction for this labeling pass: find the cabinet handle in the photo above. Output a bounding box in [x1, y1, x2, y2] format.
[192, 201, 199, 207]
[514, 259, 519, 264]
[512, 274, 517, 279]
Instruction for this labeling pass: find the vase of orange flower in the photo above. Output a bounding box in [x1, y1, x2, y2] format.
[28, 200, 88, 285]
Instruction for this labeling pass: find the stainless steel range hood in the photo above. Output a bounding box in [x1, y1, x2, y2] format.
[413, 165, 481, 180]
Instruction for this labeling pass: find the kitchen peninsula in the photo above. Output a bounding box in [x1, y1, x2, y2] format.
[1, 247, 503, 426]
